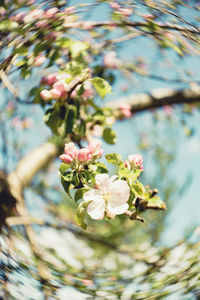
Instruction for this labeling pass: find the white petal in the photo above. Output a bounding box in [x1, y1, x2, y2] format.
[95, 173, 110, 194]
[107, 202, 129, 216]
[109, 180, 130, 204]
[83, 189, 103, 202]
[87, 197, 105, 220]
[110, 175, 118, 183]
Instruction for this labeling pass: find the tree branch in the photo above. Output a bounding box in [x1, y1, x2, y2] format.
[107, 84, 200, 113]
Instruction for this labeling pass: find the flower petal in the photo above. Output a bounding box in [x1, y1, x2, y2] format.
[109, 180, 130, 204]
[83, 189, 103, 202]
[95, 173, 110, 194]
[87, 197, 105, 220]
[107, 202, 129, 216]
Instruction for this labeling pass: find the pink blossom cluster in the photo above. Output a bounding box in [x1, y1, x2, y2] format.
[40, 72, 71, 101]
[12, 7, 59, 24]
[71, 80, 94, 100]
[119, 104, 132, 118]
[125, 154, 143, 170]
[109, 2, 133, 16]
[59, 139, 103, 164]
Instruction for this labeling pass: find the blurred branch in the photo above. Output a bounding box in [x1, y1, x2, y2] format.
[108, 84, 200, 112]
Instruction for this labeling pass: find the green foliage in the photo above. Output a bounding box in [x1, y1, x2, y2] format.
[105, 153, 124, 167]
[103, 127, 117, 144]
[91, 77, 112, 99]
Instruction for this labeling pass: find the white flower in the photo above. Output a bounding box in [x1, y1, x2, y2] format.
[83, 174, 130, 220]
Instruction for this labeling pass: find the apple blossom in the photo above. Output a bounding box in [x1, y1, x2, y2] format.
[119, 104, 132, 118]
[40, 89, 52, 101]
[84, 174, 130, 220]
[87, 139, 103, 157]
[59, 154, 73, 164]
[77, 148, 91, 161]
[125, 154, 143, 170]
[64, 142, 79, 159]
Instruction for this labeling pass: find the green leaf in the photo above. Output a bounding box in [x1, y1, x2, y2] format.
[75, 200, 91, 230]
[89, 162, 108, 174]
[56, 38, 88, 58]
[44, 108, 63, 135]
[75, 188, 87, 202]
[132, 180, 145, 197]
[59, 163, 70, 175]
[105, 153, 124, 167]
[118, 167, 130, 179]
[103, 128, 116, 144]
[147, 196, 166, 210]
[61, 177, 70, 193]
[0, 20, 18, 31]
[66, 61, 83, 76]
[64, 105, 77, 136]
[91, 77, 112, 99]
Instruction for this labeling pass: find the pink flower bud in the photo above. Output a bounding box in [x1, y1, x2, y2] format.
[59, 154, 73, 164]
[50, 88, 62, 99]
[119, 104, 132, 118]
[77, 148, 90, 161]
[40, 89, 52, 101]
[53, 79, 68, 93]
[88, 139, 102, 154]
[126, 154, 143, 169]
[64, 142, 78, 158]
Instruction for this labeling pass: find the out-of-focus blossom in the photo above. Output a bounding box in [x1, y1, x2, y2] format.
[109, 2, 121, 9]
[24, 9, 43, 23]
[6, 101, 15, 113]
[125, 154, 143, 170]
[34, 55, 46, 67]
[119, 104, 132, 118]
[40, 89, 52, 101]
[41, 73, 58, 85]
[83, 174, 130, 220]
[81, 21, 94, 30]
[118, 8, 133, 16]
[82, 81, 94, 100]
[50, 88, 62, 99]
[45, 7, 59, 18]
[103, 51, 122, 69]
[163, 105, 173, 116]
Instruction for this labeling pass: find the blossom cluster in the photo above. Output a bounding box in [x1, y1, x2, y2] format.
[84, 173, 130, 220]
[59, 139, 103, 165]
[125, 154, 143, 170]
[40, 71, 94, 102]
[109, 2, 133, 16]
[40, 72, 71, 101]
